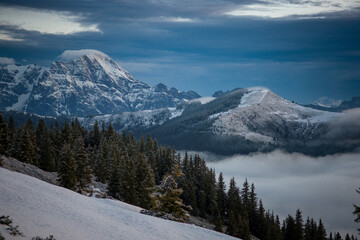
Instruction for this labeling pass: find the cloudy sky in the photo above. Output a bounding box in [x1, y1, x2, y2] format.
[0, 0, 359, 103]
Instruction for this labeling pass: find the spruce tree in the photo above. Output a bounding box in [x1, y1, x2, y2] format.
[317, 219, 327, 240]
[354, 188, 360, 234]
[107, 146, 121, 199]
[241, 178, 250, 218]
[135, 153, 155, 209]
[238, 214, 251, 240]
[73, 137, 92, 191]
[227, 210, 239, 236]
[214, 207, 223, 232]
[150, 163, 188, 220]
[0, 112, 9, 155]
[216, 172, 227, 219]
[120, 153, 137, 205]
[58, 144, 77, 190]
[295, 209, 304, 240]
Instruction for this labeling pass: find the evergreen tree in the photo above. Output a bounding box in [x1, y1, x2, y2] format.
[241, 178, 250, 218]
[58, 144, 77, 190]
[257, 199, 267, 240]
[90, 121, 101, 147]
[317, 219, 327, 240]
[227, 210, 239, 236]
[0, 112, 9, 155]
[335, 232, 343, 240]
[283, 215, 297, 240]
[354, 188, 360, 234]
[135, 153, 155, 209]
[227, 177, 241, 215]
[238, 214, 251, 240]
[120, 153, 137, 204]
[36, 120, 54, 171]
[295, 209, 304, 240]
[107, 146, 121, 199]
[216, 172, 227, 219]
[249, 183, 258, 234]
[345, 234, 351, 240]
[73, 137, 92, 191]
[94, 136, 108, 183]
[150, 163, 188, 220]
[214, 207, 223, 232]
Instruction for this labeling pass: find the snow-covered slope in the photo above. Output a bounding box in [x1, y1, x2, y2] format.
[78, 107, 184, 130]
[0, 167, 237, 240]
[210, 87, 342, 143]
[0, 50, 200, 117]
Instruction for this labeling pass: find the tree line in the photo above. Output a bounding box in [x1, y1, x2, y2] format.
[0, 112, 358, 240]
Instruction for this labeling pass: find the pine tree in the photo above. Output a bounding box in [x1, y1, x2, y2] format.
[249, 183, 258, 234]
[227, 210, 239, 236]
[73, 137, 92, 192]
[135, 153, 155, 209]
[36, 121, 54, 171]
[90, 121, 101, 147]
[238, 214, 251, 240]
[317, 219, 327, 240]
[257, 199, 267, 240]
[241, 178, 250, 218]
[94, 136, 108, 183]
[120, 153, 137, 205]
[150, 163, 188, 220]
[284, 215, 297, 240]
[58, 144, 77, 190]
[354, 188, 360, 234]
[216, 172, 227, 219]
[345, 234, 351, 240]
[335, 232, 343, 240]
[0, 112, 9, 155]
[227, 178, 240, 212]
[107, 146, 121, 199]
[214, 207, 223, 232]
[295, 209, 304, 240]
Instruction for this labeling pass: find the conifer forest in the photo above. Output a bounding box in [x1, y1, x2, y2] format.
[0, 112, 358, 240]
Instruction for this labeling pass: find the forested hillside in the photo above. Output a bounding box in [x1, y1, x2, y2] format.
[0, 112, 357, 240]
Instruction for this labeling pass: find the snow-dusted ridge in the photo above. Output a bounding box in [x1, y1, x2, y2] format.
[210, 87, 343, 143]
[0, 167, 237, 240]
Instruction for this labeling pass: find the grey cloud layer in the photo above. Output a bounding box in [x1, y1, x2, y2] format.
[190, 150, 360, 237]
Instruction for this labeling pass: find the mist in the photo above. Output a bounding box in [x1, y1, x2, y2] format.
[184, 150, 360, 237]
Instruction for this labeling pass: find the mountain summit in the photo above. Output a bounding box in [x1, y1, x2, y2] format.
[0, 50, 200, 116]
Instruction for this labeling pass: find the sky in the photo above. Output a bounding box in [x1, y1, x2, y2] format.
[0, 0, 359, 104]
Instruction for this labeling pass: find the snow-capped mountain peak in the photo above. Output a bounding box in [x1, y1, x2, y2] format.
[0, 50, 200, 116]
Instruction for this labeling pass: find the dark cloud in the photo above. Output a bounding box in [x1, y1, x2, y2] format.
[0, 0, 359, 102]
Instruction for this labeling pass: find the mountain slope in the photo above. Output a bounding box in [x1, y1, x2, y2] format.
[0, 167, 237, 240]
[0, 50, 200, 117]
[144, 87, 348, 155]
[210, 87, 342, 143]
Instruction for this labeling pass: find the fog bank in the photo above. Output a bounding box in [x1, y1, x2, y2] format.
[185, 150, 360, 237]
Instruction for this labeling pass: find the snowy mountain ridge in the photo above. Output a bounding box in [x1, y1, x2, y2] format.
[210, 87, 342, 143]
[0, 50, 200, 117]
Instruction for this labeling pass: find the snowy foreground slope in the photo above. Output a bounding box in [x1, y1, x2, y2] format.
[0, 168, 238, 240]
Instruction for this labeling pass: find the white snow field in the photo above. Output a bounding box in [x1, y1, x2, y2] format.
[0, 167, 238, 240]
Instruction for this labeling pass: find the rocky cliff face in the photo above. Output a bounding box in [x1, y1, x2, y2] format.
[0, 50, 200, 117]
